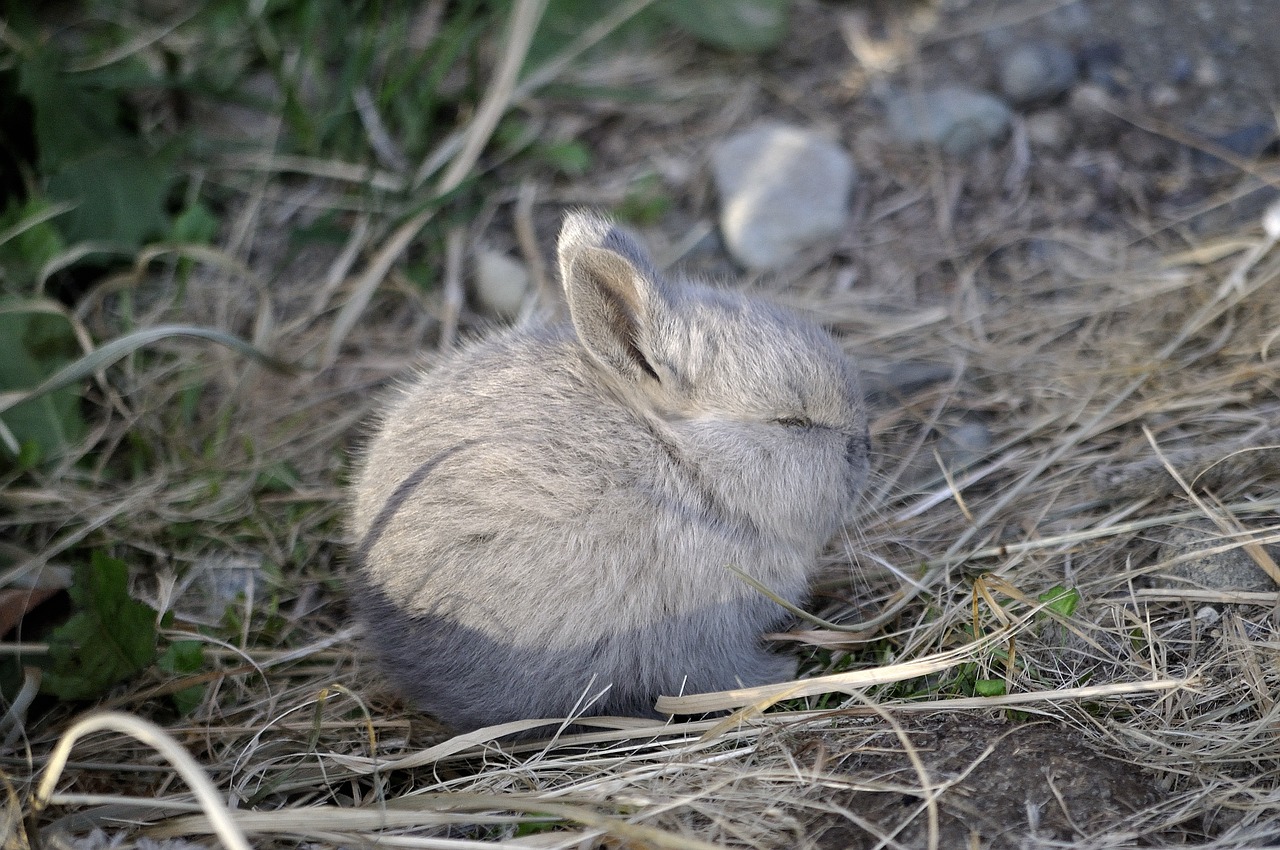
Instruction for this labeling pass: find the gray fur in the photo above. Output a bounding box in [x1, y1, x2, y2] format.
[349, 211, 869, 732]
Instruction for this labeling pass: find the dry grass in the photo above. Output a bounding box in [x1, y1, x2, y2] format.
[4, 0, 1280, 847]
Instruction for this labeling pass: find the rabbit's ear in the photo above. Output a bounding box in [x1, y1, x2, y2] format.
[564, 244, 663, 384]
[557, 211, 661, 284]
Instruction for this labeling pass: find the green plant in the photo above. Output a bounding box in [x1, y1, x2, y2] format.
[0, 306, 86, 467]
[39, 552, 163, 701]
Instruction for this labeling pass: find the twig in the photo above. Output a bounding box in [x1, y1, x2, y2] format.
[439, 226, 466, 351]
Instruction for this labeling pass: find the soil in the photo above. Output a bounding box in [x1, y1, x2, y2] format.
[803, 717, 1167, 849]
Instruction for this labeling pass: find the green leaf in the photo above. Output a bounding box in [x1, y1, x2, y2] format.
[169, 201, 219, 245]
[158, 639, 207, 715]
[46, 145, 175, 249]
[41, 552, 160, 700]
[617, 175, 672, 226]
[256, 460, 302, 493]
[0, 198, 69, 291]
[657, 0, 788, 52]
[531, 0, 661, 68]
[16, 37, 177, 251]
[975, 678, 1007, 697]
[537, 139, 592, 177]
[0, 309, 86, 465]
[18, 49, 125, 172]
[1038, 585, 1080, 618]
[158, 639, 204, 674]
[291, 211, 349, 247]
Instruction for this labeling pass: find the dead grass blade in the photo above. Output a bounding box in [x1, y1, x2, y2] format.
[32, 712, 251, 850]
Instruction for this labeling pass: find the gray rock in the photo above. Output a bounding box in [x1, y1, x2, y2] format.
[1047, 1, 1091, 35]
[1079, 42, 1125, 93]
[473, 249, 530, 319]
[711, 123, 856, 270]
[999, 41, 1078, 104]
[1168, 53, 1194, 85]
[1190, 123, 1279, 175]
[1024, 110, 1072, 152]
[940, 421, 992, 468]
[863, 361, 956, 403]
[884, 86, 1012, 156]
[1152, 519, 1279, 592]
[195, 554, 266, 618]
[1184, 185, 1280, 236]
[1193, 55, 1223, 87]
[1068, 83, 1124, 145]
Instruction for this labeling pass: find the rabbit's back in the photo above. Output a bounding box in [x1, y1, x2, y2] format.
[354, 322, 813, 618]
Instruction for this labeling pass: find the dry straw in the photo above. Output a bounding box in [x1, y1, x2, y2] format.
[5, 0, 1280, 847]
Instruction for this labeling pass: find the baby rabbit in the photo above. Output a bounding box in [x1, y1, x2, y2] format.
[349, 211, 869, 733]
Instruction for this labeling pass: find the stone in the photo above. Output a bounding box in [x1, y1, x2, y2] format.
[1194, 56, 1223, 87]
[937, 421, 993, 473]
[1265, 196, 1280, 240]
[1190, 123, 1279, 174]
[999, 41, 1078, 105]
[1068, 83, 1125, 145]
[1047, 1, 1091, 35]
[865, 361, 955, 402]
[884, 86, 1012, 156]
[1079, 41, 1125, 93]
[711, 123, 856, 270]
[1152, 519, 1279, 592]
[1025, 110, 1072, 152]
[473, 249, 530, 319]
[196, 554, 266, 618]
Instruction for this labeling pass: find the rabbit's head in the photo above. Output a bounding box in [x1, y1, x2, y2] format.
[557, 211, 869, 549]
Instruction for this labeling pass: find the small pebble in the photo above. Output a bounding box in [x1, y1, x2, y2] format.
[1119, 129, 1176, 168]
[1068, 84, 1124, 145]
[1128, 2, 1158, 27]
[884, 86, 1012, 155]
[1148, 84, 1179, 109]
[1152, 519, 1279, 593]
[1079, 42, 1125, 93]
[1024, 110, 1072, 152]
[711, 123, 856, 270]
[473, 249, 530, 319]
[938, 421, 992, 472]
[1263, 196, 1280, 240]
[1047, 1, 1091, 35]
[1168, 54, 1194, 85]
[999, 41, 1078, 105]
[1194, 56, 1222, 87]
[1190, 123, 1280, 174]
[863, 361, 955, 403]
[1184, 186, 1280, 236]
[197, 555, 266, 618]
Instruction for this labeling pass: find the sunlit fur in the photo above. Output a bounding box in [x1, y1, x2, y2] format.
[349, 211, 870, 732]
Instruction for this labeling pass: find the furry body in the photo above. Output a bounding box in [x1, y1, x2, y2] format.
[350, 213, 869, 732]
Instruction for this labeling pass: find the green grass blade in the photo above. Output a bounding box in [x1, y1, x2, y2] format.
[0, 324, 295, 416]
